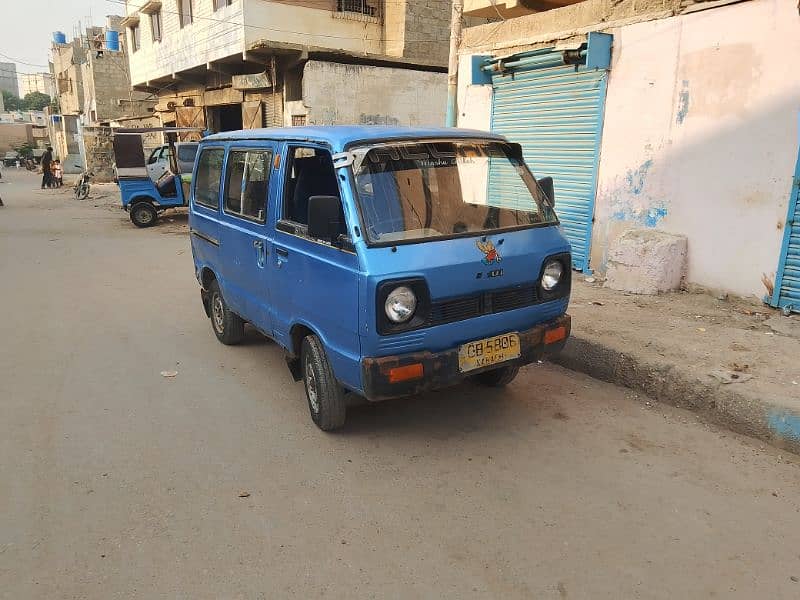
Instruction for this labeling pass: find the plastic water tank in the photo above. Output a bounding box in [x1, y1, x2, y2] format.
[53, 31, 67, 45]
[105, 30, 120, 52]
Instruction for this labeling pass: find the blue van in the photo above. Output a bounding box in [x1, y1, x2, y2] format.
[189, 127, 571, 430]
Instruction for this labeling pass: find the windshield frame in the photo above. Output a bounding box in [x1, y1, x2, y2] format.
[344, 138, 559, 248]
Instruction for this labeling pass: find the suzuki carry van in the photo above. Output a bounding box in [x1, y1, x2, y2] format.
[189, 127, 571, 431]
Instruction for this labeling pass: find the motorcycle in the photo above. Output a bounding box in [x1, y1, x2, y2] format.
[74, 168, 91, 200]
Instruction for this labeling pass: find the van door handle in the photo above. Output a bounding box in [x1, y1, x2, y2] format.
[275, 248, 289, 258]
[253, 240, 266, 268]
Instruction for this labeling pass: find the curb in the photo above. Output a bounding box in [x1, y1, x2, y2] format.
[550, 335, 800, 455]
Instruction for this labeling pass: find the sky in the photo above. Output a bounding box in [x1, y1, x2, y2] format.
[0, 0, 118, 75]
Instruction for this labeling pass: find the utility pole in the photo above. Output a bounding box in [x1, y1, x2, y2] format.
[445, 0, 464, 128]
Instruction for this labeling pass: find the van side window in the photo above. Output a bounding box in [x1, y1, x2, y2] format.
[224, 149, 272, 224]
[194, 148, 224, 209]
[282, 147, 343, 236]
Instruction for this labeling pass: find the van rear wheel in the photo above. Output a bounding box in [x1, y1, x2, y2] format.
[208, 280, 245, 345]
[471, 365, 520, 388]
[302, 335, 346, 431]
[130, 202, 158, 228]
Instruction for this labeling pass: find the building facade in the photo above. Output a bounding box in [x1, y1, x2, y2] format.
[122, 0, 453, 137]
[458, 0, 800, 309]
[0, 62, 19, 97]
[50, 16, 159, 177]
[19, 72, 56, 98]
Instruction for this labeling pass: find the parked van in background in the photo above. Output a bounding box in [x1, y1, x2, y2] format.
[189, 126, 571, 431]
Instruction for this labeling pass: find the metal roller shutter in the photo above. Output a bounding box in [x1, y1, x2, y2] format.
[487, 38, 611, 272]
[771, 159, 800, 314]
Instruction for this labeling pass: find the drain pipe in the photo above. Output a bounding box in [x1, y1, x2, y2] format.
[445, 0, 464, 127]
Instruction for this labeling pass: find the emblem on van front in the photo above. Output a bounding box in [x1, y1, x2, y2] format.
[477, 240, 502, 266]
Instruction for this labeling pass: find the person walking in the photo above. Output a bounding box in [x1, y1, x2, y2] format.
[41, 147, 53, 189]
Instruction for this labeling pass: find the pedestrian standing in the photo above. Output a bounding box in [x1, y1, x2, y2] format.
[41, 147, 54, 189]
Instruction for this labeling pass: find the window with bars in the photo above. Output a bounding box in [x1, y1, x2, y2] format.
[335, 0, 381, 21]
[213, 0, 234, 10]
[291, 115, 307, 127]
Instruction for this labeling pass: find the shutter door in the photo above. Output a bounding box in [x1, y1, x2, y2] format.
[772, 165, 800, 313]
[490, 53, 609, 272]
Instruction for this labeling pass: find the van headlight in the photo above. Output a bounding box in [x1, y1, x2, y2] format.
[385, 286, 417, 323]
[541, 260, 564, 291]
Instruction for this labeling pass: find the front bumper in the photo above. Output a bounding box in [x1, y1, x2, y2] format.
[361, 314, 571, 401]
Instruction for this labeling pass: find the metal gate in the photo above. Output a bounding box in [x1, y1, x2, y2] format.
[771, 142, 800, 314]
[487, 33, 612, 272]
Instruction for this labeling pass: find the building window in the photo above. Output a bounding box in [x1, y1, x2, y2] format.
[292, 115, 307, 127]
[178, 0, 193, 28]
[336, 0, 379, 17]
[130, 24, 141, 52]
[213, 0, 234, 10]
[151, 10, 162, 42]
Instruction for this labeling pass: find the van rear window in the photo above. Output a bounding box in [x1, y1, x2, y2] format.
[194, 149, 224, 210]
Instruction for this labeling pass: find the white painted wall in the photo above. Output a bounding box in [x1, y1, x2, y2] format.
[127, 0, 388, 86]
[594, 0, 800, 298]
[244, 1, 384, 56]
[458, 0, 800, 298]
[127, 0, 244, 86]
[298, 61, 446, 127]
[457, 54, 493, 131]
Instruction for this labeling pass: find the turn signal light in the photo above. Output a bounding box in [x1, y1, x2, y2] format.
[544, 326, 567, 345]
[388, 363, 424, 384]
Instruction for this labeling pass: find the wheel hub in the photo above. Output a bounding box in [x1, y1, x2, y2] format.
[212, 295, 224, 332]
[305, 355, 319, 413]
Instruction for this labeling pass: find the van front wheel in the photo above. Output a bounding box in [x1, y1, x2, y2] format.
[471, 365, 520, 388]
[209, 280, 245, 345]
[302, 335, 346, 431]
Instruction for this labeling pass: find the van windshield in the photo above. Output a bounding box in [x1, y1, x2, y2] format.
[352, 141, 557, 244]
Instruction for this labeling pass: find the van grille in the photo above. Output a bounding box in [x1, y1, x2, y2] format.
[427, 285, 539, 326]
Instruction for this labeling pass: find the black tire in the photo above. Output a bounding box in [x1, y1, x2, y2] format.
[130, 202, 158, 228]
[75, 184, 90, 200]
[208, 280, 245, 345]
[471, 365, 520, 388]
[301, 335, 346, 431]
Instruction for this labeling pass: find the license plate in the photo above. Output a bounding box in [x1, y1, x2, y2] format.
[458, 332, 521, 373]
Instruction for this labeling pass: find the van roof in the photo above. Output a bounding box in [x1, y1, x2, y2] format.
[201, 126, 507, 152]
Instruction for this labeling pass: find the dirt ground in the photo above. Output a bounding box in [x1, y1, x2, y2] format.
[2, 169, 800, 599]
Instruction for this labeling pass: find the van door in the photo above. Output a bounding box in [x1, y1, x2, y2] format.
[270, 145, 361, 390]
[218, 144, 276, 334]
[189, 146, 225, 282]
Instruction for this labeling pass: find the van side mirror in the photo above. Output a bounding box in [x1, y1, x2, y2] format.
[308, 195, 342, 243]
[538, 176, 555, 206]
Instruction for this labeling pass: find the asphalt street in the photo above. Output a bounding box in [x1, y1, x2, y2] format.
[1, 169, 799, 599]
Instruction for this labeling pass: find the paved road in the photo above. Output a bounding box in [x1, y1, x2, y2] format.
[1, 170, 800, 599]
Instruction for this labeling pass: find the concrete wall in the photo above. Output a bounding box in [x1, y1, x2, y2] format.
[82, 127, 116, 183]
[296, 60, 446, 127]
[593, 0, 799, 298]
[81, 34, 154, 124]
[0, 123, 32, 152]
[52, 42, 86, 115]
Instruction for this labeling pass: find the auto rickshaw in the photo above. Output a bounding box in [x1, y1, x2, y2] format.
[113, 128, 203, 228]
